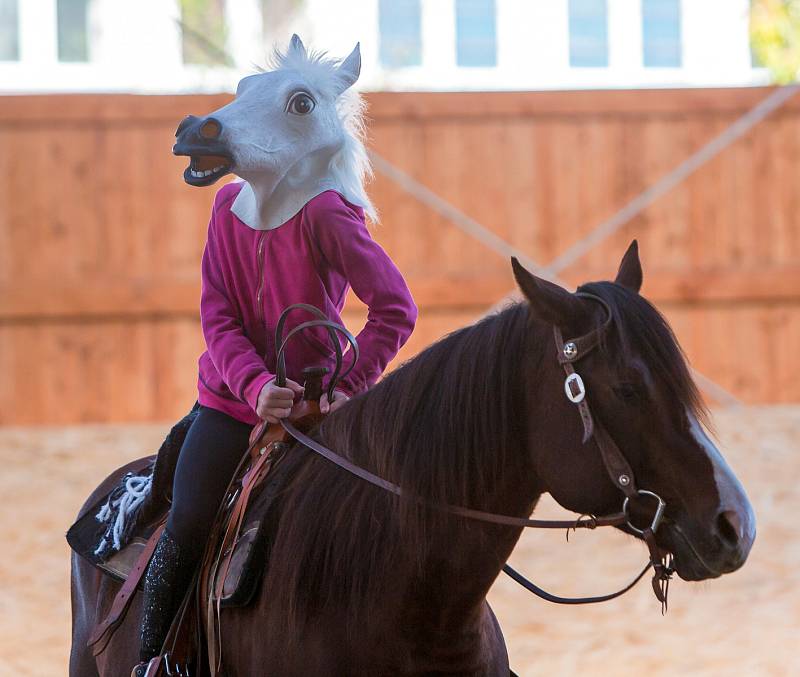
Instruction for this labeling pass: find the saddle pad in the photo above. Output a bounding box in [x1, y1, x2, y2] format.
[67, 456, 158, 571]
[68, 422, 311, 610]
[66, 405, 199, 570]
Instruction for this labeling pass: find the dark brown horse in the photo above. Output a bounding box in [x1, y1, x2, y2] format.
[70, 245, 755, 676]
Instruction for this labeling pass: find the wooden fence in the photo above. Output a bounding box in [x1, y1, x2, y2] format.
[1, 88, 799, 424]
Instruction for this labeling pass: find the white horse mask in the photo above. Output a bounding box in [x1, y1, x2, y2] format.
[173, 35, 375, 230]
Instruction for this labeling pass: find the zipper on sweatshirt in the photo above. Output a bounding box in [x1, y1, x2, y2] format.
[255, 231, 267, 326]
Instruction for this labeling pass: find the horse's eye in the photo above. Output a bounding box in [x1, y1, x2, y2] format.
[287, 92, 315, 115]
[613, 383, 640, 403]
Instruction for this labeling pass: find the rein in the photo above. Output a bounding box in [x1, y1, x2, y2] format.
[273, 301, 674, 610]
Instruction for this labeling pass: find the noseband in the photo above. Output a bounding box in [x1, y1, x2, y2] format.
[271, 301, 674, 611]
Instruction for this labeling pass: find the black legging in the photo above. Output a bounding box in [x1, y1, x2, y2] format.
[166, 405, 253, 561]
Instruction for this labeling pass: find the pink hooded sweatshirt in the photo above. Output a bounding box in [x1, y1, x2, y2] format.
[197, 183, 418, 425]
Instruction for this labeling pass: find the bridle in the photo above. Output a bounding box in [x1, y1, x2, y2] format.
[270, 301, 674, 611]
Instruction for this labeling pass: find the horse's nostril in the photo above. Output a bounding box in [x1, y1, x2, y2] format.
[716, 510, 742, 548]
[199, 117, 223, 140]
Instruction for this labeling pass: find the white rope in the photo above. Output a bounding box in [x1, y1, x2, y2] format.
[94, 473, 153, 555]
[543, 85, 800, 276]
[368, 151, 557, 282]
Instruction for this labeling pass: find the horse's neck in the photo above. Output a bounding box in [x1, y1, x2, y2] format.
[398, 318, 546, 631]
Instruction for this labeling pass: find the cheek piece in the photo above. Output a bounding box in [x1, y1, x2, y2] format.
[550, 292, 672, 609]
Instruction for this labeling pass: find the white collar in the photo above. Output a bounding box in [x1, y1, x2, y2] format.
[230, 178, 347, 231]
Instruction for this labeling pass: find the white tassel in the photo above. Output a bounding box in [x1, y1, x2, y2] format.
[93, 473, 153, 556]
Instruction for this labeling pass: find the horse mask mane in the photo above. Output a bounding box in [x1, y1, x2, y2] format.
[173, 34, 375, 230]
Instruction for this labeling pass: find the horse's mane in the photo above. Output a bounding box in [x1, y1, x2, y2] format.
[260, 281, 707, 640]
[261, 303, 532, 637]
[265, 43, 377, 222]
[579, 281, 709, 425]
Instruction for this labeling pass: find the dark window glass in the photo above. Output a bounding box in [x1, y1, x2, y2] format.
[180, 0, 232, 66]
[58, 0, 89, 62]
[0, 0, 20, 61]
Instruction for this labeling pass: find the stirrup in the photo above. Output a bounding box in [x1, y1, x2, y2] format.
[131, 657, 159, 677]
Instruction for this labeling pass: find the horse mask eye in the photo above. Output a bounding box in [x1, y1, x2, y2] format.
[287, 92, 315, 115]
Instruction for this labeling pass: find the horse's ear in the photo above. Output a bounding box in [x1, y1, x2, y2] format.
[334, 42, 361, 95]
[614, 240, 643, 293]
[511, 258, 585, 326]
[289, 34, 307, 56]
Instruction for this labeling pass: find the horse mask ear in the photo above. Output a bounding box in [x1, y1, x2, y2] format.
[511, 258, 585, 327]
[333, 42, 361, 96]
[614, 240, 643, 293]
[289, 33, 307, 57]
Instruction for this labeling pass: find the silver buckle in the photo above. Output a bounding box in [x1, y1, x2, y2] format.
[623, 490, 666, 535]
[564, 372, 586, 404]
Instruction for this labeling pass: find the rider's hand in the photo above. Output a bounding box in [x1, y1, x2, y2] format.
[320, 389, 349, 414]
[256, 378, 304, 423]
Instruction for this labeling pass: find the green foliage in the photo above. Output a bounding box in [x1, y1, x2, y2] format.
[750, 0, 800, 83]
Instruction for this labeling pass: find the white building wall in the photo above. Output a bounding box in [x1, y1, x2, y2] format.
[0, 0, 771, 93]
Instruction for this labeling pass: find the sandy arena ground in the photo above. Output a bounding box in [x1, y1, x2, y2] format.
[1, 406, 798, 676]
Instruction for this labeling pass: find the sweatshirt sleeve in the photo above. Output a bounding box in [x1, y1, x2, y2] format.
[307, 192, 417, 395]
[200, 198, 274, 411]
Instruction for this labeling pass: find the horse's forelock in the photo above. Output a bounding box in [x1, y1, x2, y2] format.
[578, 280, 709, 426]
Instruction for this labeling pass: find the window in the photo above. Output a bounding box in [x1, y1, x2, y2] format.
[749, 0, 763, 68]
[180, 0, 232, 67]
[58, 0, 90, 62]
[379, 0, 422, 68]
[568, 0, 608, 67]
[642, 0, 682, 67]
[456, 0, 497, 67]
[0, 0, 19, 61]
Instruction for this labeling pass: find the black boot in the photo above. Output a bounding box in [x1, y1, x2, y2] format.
[137, 528, 195, 666]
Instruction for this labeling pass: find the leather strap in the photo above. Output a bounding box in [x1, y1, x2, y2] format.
[276, 319, 359, 401]
[556, 292, 614, 365]
[276, 296, 672, 609]
[502, 561, 653, 605]
[273, 304, 360, 401]
[88, 520, 167, 655]
[281, 420, 629, 531]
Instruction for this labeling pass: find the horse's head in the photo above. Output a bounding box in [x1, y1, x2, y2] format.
[172, 35, 370, 213]
[512, 243, 755, 582]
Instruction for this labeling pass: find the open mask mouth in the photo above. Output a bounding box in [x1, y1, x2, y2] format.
[172, 137, 234, 187]
[178, 152, 233, 187]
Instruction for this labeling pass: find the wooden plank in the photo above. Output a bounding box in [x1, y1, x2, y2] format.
[2, 89, 800, 423]
[2, 267, 800, 320]
[0, 94, 233, 123]
[365, 87, 800, 120]
[2, 87, 798, 125]
[2, 301, 799, 425]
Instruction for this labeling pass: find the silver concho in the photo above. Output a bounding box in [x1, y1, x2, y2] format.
[563, 342, 578, 359]
[564, 372, 586, 403]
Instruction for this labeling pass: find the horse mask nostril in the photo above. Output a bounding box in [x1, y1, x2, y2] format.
[199, 117, 223, 140]
[716, 510, 742, 548]
[175, 114, 198, 137]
